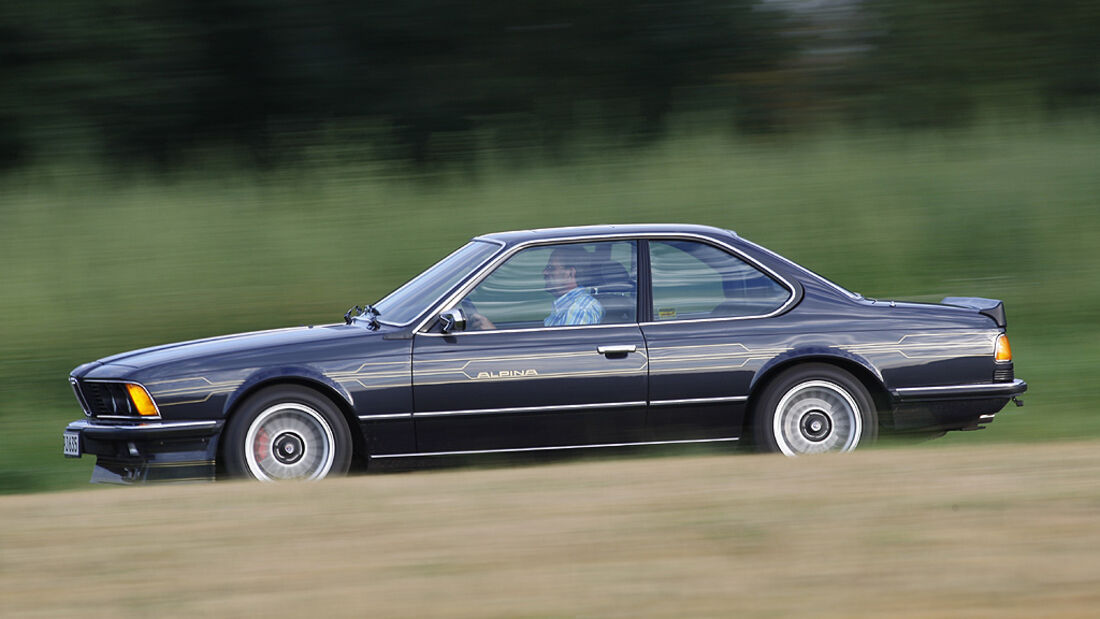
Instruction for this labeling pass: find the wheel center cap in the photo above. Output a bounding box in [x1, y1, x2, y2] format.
[273, 432, 305, 465]
[800, 411, 832, 442]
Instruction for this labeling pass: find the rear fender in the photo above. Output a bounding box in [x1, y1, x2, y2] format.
[744, 347, 892, 437]
[750, 346, 884, 392]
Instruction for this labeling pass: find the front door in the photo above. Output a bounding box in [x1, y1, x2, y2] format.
[412, 239, 646, 453]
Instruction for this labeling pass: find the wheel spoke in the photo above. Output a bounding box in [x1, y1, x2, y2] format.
[244, 403, 336, 481]
[773, 380, 863, 456]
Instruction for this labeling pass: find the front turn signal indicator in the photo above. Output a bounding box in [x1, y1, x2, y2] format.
[994, 334, 1013, 363]
[126, 383, 160, 417]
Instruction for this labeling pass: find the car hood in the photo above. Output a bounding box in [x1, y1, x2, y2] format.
[76, 323, 387, 379]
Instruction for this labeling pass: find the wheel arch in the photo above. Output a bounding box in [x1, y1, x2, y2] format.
[744, 350, 892, 440]
[221, 369, 367, 468]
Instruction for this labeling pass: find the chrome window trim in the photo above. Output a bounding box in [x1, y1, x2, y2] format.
[72, 378, 163, 419]
[372, 436, 740, 459]
[421, 321, 639, 337]
[414, 231, 798, 335]
[413, 400, 647, 419]
[644, 237, 797, 325]
[650, 395, 749, 406]
[375, 238, 507, 328]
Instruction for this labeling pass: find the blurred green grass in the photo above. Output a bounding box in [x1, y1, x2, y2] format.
[2, 118, 1098, 493]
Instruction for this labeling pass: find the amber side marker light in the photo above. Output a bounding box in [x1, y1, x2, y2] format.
[125, 383, 160, 417]
[995, 334, 1013, 363]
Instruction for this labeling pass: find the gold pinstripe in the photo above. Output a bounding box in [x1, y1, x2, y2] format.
[148, 331, 997, 403]
[151, 375, 241, 407]
[646, 342, 791, 374]
[157, 393, 221, 406]
[838, 332, 995, 360]
[413, 364, 649, 387]
[416, 349, 647, 367]
[412, 348, 647, 385]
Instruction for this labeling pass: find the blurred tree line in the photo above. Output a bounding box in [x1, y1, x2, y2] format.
[0, 0, 1097, 169]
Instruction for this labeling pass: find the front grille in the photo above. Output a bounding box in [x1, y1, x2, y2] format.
[994, 364, 1014, 383]
[74, 380, 140, 418]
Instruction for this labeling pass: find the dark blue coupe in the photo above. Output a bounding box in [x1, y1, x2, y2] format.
[64, 224, 1026, 483]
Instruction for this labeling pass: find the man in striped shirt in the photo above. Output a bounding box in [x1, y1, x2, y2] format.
[541, 246, 604, 326]
[468, 245, 604, 330]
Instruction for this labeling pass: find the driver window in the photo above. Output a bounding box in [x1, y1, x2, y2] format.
[461, 241, 637, 330]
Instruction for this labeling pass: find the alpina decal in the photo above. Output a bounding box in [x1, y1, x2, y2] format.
[474, 369, 539, 379]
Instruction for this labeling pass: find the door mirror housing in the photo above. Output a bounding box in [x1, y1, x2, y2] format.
[439, 308, 467, 334]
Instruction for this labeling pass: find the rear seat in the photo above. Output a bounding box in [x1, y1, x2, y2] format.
[585, 261, 636, 324]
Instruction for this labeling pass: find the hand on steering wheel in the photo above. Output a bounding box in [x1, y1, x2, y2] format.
[460, 299, 495, 330]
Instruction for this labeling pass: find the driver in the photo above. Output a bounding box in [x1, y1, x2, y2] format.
[468, 245, 604, 330]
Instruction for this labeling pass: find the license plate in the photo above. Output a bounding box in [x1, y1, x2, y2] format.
[63, 431, 81, 457]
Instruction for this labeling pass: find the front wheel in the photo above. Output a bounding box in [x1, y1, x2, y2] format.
[222, 385, 353, 481]
[753, 364, 878, 456]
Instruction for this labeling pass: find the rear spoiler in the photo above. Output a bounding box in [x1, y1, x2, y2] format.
[941, 297, 1006, 328]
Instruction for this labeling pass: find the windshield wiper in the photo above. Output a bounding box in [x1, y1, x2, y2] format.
[344, 304, 381, 330]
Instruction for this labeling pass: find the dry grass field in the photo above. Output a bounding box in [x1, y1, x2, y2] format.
[3, 442, 1099, 618]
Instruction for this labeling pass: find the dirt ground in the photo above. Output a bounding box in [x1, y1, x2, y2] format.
[3, 441, 1099, 617]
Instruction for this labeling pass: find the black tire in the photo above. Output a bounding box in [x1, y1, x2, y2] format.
[752, 364, 878, 456]
[222, 385, 353, 481]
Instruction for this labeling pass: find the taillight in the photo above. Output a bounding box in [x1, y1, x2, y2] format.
[994, 334, 1012, 363]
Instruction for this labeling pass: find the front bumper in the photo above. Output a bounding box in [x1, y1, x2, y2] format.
[65, 419, 224, 484]
[888, 379, 1028, 432]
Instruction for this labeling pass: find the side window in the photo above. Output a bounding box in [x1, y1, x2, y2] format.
[462, 241, 637, 330]
[650, 240, 790, 321]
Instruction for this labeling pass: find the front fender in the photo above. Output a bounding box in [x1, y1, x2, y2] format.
[223, 366, 355, 415]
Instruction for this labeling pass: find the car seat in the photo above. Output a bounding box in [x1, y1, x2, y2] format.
[585, 261, 637, 324]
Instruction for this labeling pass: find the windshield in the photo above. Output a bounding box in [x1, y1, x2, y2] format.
[374, 240, 502, 326]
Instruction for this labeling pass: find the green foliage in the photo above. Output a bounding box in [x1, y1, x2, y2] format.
[0, 0, 793, 167]
[5, 0, 1097, 169]
[2, 118, 1097, 493]
[852, 0, 1100, 125]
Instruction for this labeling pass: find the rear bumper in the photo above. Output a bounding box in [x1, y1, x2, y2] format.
[887, 379, 1027, 433]
[891, 379, 1027, 401]
[65, 419, 224, 484]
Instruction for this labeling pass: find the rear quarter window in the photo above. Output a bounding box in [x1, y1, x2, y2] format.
[650, 240, 790, 321]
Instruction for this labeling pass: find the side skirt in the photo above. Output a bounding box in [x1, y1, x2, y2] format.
[371, 436, 739, 459]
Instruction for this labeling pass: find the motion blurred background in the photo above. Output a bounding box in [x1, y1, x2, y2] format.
[1, 0, 1098, 493]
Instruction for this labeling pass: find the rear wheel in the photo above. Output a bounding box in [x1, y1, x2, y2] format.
[753, 364, 878, 456]
[222, 385, 352, 481]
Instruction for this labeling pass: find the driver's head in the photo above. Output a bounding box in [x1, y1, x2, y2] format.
[543, 245, 589, 297]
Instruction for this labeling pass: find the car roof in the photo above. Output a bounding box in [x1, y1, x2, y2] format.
[473, 223, 739, 246]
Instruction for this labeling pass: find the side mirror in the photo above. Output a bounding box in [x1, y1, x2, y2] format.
[439, 308, 467, 334]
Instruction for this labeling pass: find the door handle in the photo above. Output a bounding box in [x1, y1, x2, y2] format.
[597, 344, 637, 355]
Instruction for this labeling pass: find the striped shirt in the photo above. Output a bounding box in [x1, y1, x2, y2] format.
[545, 287, 604, 327]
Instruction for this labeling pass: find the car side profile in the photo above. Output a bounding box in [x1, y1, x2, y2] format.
[64, 224, 1026, 482]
